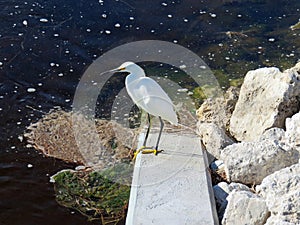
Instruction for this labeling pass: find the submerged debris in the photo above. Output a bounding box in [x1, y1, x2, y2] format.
[24, 109, 137, 168]
[225, 31, 248, 39]
[290, 20, 300, 30]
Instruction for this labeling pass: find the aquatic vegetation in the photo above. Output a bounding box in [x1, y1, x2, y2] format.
[229, 78, 244, 87]
[192, 84, 222, 107]
[51, 164, 132, 224]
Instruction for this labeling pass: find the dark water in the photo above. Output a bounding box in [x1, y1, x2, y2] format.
[1, 0, 299, 224]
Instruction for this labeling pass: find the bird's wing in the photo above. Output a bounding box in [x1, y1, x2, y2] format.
[126, 77, 178, 124]
[128, 77, 173, 106]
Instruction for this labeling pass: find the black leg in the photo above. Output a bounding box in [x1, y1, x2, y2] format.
[155, 116, 164, 150]
[143, 113, 151, 147]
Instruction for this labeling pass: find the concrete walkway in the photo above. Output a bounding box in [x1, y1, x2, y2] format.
[126, 132, 219, 225]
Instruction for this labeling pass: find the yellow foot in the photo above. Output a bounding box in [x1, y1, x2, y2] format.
[141, 149, 163, 155]
[132, 146, 146, 161]
[132, 146, 163, 161]
[132, 149, 141, 161]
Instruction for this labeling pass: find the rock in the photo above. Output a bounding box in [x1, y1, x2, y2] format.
[256, 163, 300, 224]
[50, 168, 131, 222]
[285, 111, 300, 153]
[197, 122, 235, 159]
[197, 86, 239, 129]
[213, 182, 251, 221]
[220, 140, 299, 184]
[214, 182, 230, 202]
[213, 182, 230, 220]
[259, 127, 285, 143]
[213, 181, 251, 205]
[260, 119, 300, 157]
[264, 215, 296, 225]
[210, 160, 225, 171]
[259, 127, 290, 150]
[230, 66, 300, 141]
[222, 190, 269, 225]
[227, 182, 251, 192]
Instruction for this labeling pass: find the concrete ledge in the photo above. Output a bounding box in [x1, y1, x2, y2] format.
[126, 132, 219, 225]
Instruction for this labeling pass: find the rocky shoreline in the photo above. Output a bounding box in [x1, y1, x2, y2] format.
[197, 62, 300, 224]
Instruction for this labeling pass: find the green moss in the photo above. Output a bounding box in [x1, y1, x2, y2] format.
[212, 69, 230, 88]
[192, 87, 206, 101]
[52, 164, 133, 224]
[192, 84, 224, 108]
[229, 78, 244, 87]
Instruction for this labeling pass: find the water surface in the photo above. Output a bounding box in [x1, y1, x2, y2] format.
[1, 0, 299, 224]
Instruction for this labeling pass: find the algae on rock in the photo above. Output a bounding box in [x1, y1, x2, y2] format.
[51, 164, 133, 224]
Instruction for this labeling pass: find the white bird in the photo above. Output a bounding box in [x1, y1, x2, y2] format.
[110, 62, 178, 158]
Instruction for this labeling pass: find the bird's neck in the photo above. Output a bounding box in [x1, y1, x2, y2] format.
[125, 69, 146, 85]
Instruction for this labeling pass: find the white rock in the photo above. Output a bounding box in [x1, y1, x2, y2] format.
[210, 160, 225, 171]
[221, 140, 299, 184]
[213, 182, 230, 220]
[213, 181, 251, 201]
[264, 215, 296, 225]
[259, 127, 290, 150]
[256, 163, 300, 224]
[230, 66, 300, 141]
[213, 182, 251, 221]
[259, 127, 285, 143]
[222, 190, 269, 225]
[197, 122, 234, 159]
[285, 111, 300, 153]
[228, 182, 251, 192]
[197, 86, 239, 129]
[214, 182, 230, 200]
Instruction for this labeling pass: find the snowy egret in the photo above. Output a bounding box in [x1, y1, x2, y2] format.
[110, 62, 178, 159]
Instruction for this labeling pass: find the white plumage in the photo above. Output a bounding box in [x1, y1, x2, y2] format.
[111, 61, 178, 153]
[122, 62, 178, 125]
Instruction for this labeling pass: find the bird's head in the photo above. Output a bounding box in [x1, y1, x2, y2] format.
[115, 62, 135, 72]
[110, 62, 145, 76]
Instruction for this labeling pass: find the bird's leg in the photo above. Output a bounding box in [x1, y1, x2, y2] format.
[132, 115, 163, 160]
[154, 116, 164, 155]
[140, 116, 164, 155]
[143, 113, 151, 147]
[133, 113, 151, 160]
